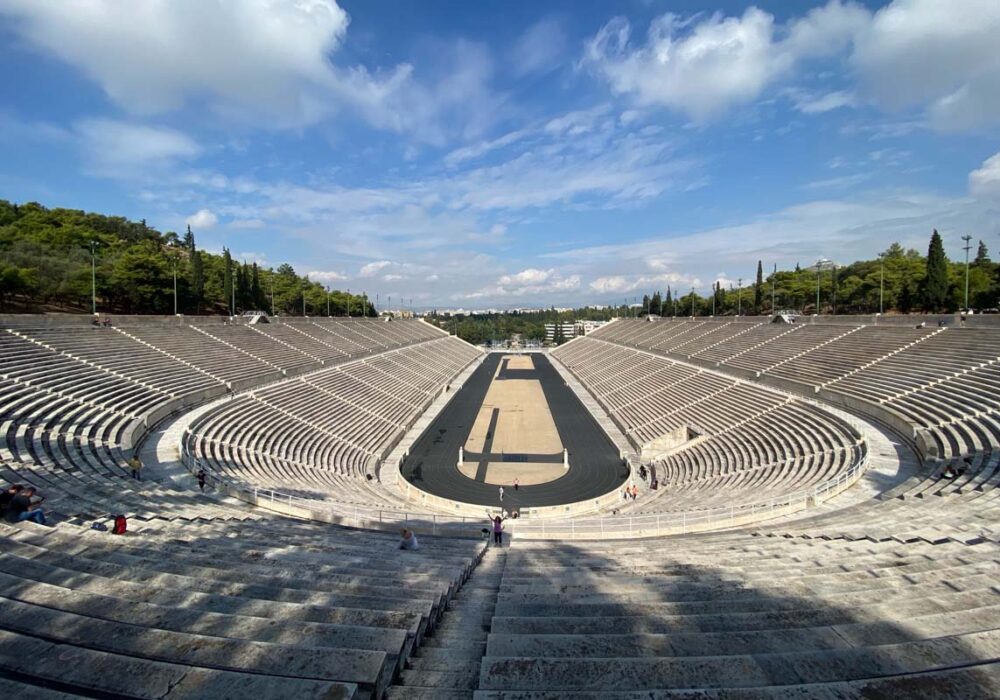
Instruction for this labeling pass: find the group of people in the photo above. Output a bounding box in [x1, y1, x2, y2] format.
[622, 484, 639, 501]
[0, 484, 46, 525]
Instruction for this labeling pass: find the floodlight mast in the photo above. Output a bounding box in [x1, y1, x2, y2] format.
[962, 234, 973, 311]
[89, 241, 99, 314]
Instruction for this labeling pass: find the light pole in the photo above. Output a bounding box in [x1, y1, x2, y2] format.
[171, 256, 178, 315]
[737, 278, 743, 316]
[711, 286, 716, 316]
[347, 289, 351, 317]
[89, 241, 99, 315]
[302, 283, 307, 317]
[690, 287, 695, 317]
[269, 277, 274, 317]
[814, 258, 828, 314]
[962, 234, 973, 311]
[831, 264, 837, 315]
[230, 260, 236, 317]
[327, 286, 331, 317]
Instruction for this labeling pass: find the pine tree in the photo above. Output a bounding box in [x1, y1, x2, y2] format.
[649, 291, 662, 316]
[753, 260, 763, 315]
[641, 294, 650, 316]
[921, 229, 950, 312]
[222, 248, 233, 315]
[182, 225, 195, 251]
[974, 240, 990, 267]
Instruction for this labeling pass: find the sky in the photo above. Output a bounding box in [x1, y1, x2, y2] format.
[1, 0, 999, 310]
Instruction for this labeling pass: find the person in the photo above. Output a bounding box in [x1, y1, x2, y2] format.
[942, 464, 958, 479]
[197, 468, 207, 492]
[490, 514, 505, 546]
[398, 528, 419, 550]
[513, 478, 519, 491]
[5, 487, 45, 525]
[631, 484, 639, 500]
[639, 465, 648, 481]
[498, 485, 504, 503]
[0, 484, 23, 519]
[128, 455, 142, 481]
[622, 488, 629, 501]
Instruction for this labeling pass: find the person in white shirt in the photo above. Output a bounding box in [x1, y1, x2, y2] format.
[398, 528, 419, 550]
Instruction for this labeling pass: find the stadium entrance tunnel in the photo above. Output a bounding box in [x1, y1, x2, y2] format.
[400, 352, 629, 509]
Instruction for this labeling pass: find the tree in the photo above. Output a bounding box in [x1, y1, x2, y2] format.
[753, 260, 763, 315]
[190, 250, 204, 312]
[921, 230, 950, 312]
[649, 291, 662, 316]
[222, 248, 233, 315]
[664, 287, 672, 316]
[182, 225, 195, 252]
[641, 294, 650, 316]
[974, 240, 990, 267]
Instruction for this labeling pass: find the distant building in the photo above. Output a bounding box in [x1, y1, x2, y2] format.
[544, 319, 609, 344]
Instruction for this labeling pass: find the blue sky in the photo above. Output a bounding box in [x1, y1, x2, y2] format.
[1, 0, 999, 309]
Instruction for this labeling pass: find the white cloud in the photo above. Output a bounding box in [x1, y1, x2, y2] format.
[235, 251, 268, 266]
[359, 260, 393, 277]
[589, 272, 699, 295]
[510, 17, 567, 77]
[0, 0, 350, 126]
[969, 152, 1000, 197]
[851, 0, 1000, 130]
[0, 0, 502, 141]
[444, 129, 530, 167]
[185, 208, 218, 229]
[306, 270, 347, 284]
[76, 119, 200, 173]
[467, 267, 581, 299]
[498, 268, 554, 286]
[581, 2, 868, 121]
[787, 89, 857, 114]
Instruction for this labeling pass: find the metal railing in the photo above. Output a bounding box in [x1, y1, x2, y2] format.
[181, 425, 869, 540]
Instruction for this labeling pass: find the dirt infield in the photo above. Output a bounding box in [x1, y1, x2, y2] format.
[399, 352, 627, 508]
[465, 356, 563, 455]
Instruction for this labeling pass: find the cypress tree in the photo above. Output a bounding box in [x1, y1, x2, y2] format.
[753, 260, 763, 315]
[222, 248, 233, 315]
[641, 294, 650, 316]
[182, 225, 195, 251]
[665, 287, 672, 315]
[649, 291, 662, 316]
[974, 240, 990, 267]
[251, 263, 263, 309]
[921, 229, 950, 312]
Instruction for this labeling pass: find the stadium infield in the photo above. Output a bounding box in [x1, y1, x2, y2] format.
[400, 351, 627, 508]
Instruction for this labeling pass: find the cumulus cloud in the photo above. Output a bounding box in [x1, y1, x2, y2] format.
[358, 260, 393, 277]
[589, 272, 699, 295]
[185, 208, 218, 229]
[468, 267, 581, 299]
[969, 152, 1000, 197]
[0, 0, 500, 140]
[306, 270, 346, 283]
[581, 2, 868, 121]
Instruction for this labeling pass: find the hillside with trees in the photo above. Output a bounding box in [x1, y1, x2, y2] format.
[0, 200, 375, 316]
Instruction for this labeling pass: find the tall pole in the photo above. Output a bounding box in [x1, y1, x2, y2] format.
[302, 284, 306, 317]
[347, 289, 351, 317]
[89, 241, 98, 315]
[327, 286, 331, 317]
[172, 259, 178, 315]
[269, 277, 274, 316]
[962, 234, 973, 311]
[712, 287, 716, 316]
[690, 287, 695, 317]
[737, 278, 743, 316]
[230, 261, 235, 317]
[816, 262, 821, 314]
[831, 264, 837, 315]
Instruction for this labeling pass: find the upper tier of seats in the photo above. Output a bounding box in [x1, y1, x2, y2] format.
[588, 318, 1000, 462]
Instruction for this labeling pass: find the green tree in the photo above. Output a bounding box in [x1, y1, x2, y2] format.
[222, 248, 233, 315]
[190, 250, 204, 312]
[753, 260, 763, 315]
[921, 230, 950, 312]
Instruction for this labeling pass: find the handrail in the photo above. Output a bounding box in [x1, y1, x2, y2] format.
[180, 425, 870, 539]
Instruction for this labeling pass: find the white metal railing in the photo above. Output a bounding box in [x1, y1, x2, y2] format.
[180, 422, 869, 540]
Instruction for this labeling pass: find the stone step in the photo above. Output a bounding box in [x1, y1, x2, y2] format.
[400, 668, 479, 690]
[387, 686, 472, 700]
[415, 644, 486, 662]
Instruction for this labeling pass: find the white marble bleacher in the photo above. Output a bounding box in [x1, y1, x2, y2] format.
[552, 336, 862, 513]
[185, 336, 482, 513]
[0, 317, 488, 698]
